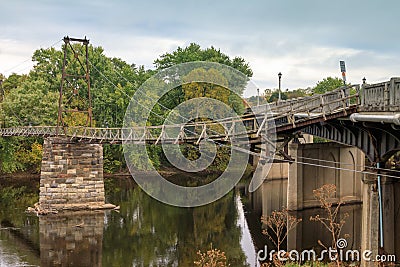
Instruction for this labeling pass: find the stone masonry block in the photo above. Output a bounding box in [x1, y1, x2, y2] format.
[40, 138, 105, 210]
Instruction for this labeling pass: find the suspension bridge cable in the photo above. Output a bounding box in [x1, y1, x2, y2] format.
[1, 39, 64, 126]
[89, 60, 212, 141]
[244, 148, 400, 180]
[89, 58, 400, 178]
[88, 59, 243, 163]
[2, 39, 63, 75]
[4, 39, 397, 179]
[294, 153, 400, 175]
[108, 62, 256, 132]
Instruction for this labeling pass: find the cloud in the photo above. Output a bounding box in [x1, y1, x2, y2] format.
[96, 34, 186, 69]
[1, 0, 399, 98]
[0, 39, 36, 75]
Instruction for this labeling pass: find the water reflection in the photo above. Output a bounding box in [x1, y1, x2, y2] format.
[0, 175, 253, 267]
[0, 189, 40, 267]
[103, 176, 249, 266]
[287, 205, 362, 252]
[39, 211, 104, 267]
[243, 177, 362, 254]
[0, 229, 40, 267]
[0, 174, 364, 266]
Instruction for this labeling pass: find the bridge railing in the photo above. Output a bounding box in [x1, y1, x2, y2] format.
[252, 86, 356, 115]
[0, 126, 58, 137]
[361, 77, 400, 111]
[249, 86, 359, 133]
[62, 117, 257, 143]
[0, 85, 361, 143]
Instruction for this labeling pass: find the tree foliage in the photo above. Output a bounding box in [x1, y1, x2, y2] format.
[0, 43, 153, 172]
[154, 43, 252, 113]
[0, 42, 253, 173]
[312, 77, 344, 94]
[264, 88, 310, 103]
[154, 43, 253, 78]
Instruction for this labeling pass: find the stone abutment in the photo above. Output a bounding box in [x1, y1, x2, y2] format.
[39, 137, 109, 210]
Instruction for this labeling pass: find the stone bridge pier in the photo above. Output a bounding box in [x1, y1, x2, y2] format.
[39, 137, 107, 210]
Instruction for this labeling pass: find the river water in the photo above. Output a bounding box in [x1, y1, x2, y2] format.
[0, 175, 361, 267]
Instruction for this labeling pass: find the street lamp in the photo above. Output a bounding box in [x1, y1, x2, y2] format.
[0, 79, 3, 128]
[257, 88, 260, 106]
[0, 79, 3, 102]
[278, 72, 282, 102]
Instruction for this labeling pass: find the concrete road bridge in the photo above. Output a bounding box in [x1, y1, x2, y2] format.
[1, 79, 399, 162]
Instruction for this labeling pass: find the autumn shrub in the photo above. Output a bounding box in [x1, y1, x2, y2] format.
[194, 244, 228, 267]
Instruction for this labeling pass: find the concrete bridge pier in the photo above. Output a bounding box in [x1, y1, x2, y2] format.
[287, 143, 303, 211]
[39, 137, 107, 210]
[360, 174, 379, 267]
[287, 142, 364, 211]
[361, 169, 400, 267]
[381, 176, 395, 255]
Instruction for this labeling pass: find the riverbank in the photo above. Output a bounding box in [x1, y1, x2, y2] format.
[0, 173, 40, 190]
[0, 166, 253, 189]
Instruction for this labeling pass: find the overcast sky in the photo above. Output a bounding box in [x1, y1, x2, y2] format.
[1, 0, 399, 97]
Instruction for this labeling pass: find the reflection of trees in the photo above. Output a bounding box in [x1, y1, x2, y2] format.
[0, 187, 40, 265]
[103, 178, 249, 266]
[103, 186, 179, 266]
[186, 194, 249, 267]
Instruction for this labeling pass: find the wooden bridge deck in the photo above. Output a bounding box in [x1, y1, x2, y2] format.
[0, 86, 359, 144]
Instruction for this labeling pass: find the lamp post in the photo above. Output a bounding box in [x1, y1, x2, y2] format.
[278, 72, 282, 102]
[361, 77, 367, 106]
[0, 79, 3, 128]
[0, 79, 3, 102]
[257, 88, 260, 106]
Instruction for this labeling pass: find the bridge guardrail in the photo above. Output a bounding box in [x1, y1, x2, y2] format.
[252, 86, 354, 115]
[361, 77, 400, 111]
[0, 85, 360, 143]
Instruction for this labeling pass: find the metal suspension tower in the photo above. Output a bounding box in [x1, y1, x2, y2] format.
[57, 36, 92, 134]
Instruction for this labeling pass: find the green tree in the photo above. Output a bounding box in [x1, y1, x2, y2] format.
[154, 43, 252, 112]
[149, 44, 253, 171]
[181, 67, 245, 117]
[286, 88, 310, 98]
[312, 77, 344, 94]
[0, 43, 155, 173]
[264, 88, 310, 103]
[155, 43, 252, 78]
[266, 90, 288, 102]
[1, 73, 27, 93]
[0, 42, 253, 173]
[246, 95, 268, 107]
[2, 79, 58, 126]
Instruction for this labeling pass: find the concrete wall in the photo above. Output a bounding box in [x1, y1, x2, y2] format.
[287, 142, 364, 210]
[259, 177, 288, 216]
[39, 137, 105, 210]
[252, 142, 364, 212]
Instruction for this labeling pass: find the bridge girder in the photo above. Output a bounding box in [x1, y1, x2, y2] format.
[301, 120, 400, 163]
